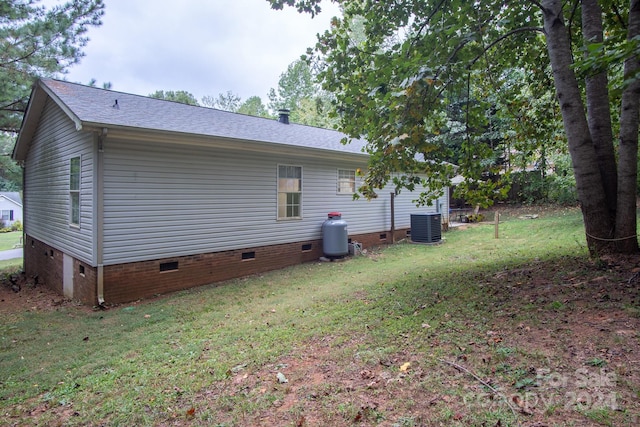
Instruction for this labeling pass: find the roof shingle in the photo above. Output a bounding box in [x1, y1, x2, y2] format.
[43, 79, 367, 155]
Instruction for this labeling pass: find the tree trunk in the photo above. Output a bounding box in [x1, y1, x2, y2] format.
[541, 0, 614, 254]
[615, 0, 640, 253]
[582, 0, 618, 221]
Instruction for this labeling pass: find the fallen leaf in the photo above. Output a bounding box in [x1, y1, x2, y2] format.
[400, 362, 411, 372]
[511, 395, 534, 414]
[512, 395, 525, 408]
[186, 407, 195, 418]
[144, 314, 151, 318]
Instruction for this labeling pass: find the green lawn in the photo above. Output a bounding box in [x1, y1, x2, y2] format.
[1, 208, 638, 426]
[0, 230, 22, 252]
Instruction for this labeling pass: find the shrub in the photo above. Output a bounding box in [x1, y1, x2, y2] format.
[11, 220, 22, 231]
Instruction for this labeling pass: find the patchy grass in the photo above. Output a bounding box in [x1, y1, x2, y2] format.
[1, 207, 639, 426]
[0, 259, 21, 271]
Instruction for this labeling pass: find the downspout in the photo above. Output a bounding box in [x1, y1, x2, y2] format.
[390, 192, 395, 243]
[96, 128, 106, 305]
[21, 161, 26, 271]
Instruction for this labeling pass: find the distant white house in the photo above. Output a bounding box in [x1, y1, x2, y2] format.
[0, 192, 22, 227]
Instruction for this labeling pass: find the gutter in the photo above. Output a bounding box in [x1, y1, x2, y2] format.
[80, 123, 370, 162]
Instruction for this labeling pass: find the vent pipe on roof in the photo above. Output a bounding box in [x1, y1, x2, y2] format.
[278, 109, 290, 124]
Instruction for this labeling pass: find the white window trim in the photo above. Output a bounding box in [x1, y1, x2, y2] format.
[69, 156, 81, 228]
[277, 164, 303, 220]
[0, 210, 13, 221]
[337, 169, 356, 195]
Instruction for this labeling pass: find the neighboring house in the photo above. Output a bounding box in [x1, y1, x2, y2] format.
[0, 192, 23, 227]
[13, 79, 448, 305]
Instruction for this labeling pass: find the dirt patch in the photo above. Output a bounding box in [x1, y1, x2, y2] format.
[0, 272, 94, 317]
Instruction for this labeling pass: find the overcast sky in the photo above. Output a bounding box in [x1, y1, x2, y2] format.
[46, 0, 340, 103]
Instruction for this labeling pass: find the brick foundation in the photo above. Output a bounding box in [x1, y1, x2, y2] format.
[23, 235, 98, 303]
[24, 229, 412, 305]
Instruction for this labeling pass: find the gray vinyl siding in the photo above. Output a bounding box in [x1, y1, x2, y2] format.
[102, 139, 443, 265]
[23, 99, 95, 264]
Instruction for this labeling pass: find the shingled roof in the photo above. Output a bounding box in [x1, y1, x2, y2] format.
[0, 192, 22, 206]
[14, 79, 368, 161]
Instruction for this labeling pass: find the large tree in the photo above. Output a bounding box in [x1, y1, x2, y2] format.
[202, 90, 240, 110]
[269, 0, 640, 255]
[149, 90, 199, 106]
[268, 59, 317, 112]
[268, 59, 338, 127]
[237, 95, 271, 118]
[0, 133, 22, 190]
[1, 0, 104, 133]
[202, 91, 271, 118]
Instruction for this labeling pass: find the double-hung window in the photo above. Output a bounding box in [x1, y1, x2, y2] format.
[1, 210, 13, 221]
[70, 156, 81, 227]
[277, 165, 302, 219]
[337, 169, 356, 194]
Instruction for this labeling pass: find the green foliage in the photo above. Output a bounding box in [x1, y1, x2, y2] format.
[237, 95, 271, 118]
[506, 166, 577, 206]
[546, 154, 578, 205]
[268, 59, 316, 112]
[148, 90, 199, 106]
[269, 1, 640, 256]
[278, 1, 553, 207]
[0, 0, 105, 133]
[268, 59, 338, 127]
[509, 171, 545, 205]
[0, 133, 22, 191]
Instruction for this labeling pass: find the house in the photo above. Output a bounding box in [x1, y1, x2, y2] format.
[0, 192, 23, 227]
[13, 79, 448, 305]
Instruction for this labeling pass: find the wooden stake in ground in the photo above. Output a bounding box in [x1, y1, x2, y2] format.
[494, 212, 500, 239]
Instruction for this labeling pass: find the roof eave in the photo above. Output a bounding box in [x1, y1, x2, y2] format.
[13, 80, 84, 161]
[86, 123, 370, 161]
[0, 195, 23, 207]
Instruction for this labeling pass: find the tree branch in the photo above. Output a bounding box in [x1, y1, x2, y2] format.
[440, 359, 518, 417]
[469, 26, 545, 67]
[409, 0, 448, 55]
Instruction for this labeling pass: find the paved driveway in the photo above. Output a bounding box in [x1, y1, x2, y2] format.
[0, 248, 23, 261]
